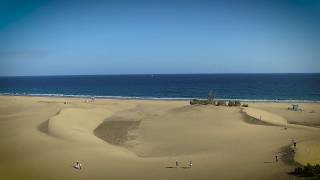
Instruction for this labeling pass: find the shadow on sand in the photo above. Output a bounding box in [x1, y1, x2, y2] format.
[165, 166, 191, 169]
[94, 117, 141, 145]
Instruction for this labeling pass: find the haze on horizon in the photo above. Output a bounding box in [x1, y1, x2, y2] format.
[0, 0, 320, 76]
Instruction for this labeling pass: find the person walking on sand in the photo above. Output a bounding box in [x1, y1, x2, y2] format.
[78, 162, 82, 170]
[175, 160, 179, 167]
[275, 155, 278, 162]
[292, 138, 297, 148]
[189, 160, 192, 168]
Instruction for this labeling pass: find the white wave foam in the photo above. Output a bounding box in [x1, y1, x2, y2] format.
[0, 93, 319, 103]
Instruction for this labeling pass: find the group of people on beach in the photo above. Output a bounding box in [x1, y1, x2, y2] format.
[175, 160, 192, 168]
[83, 97, 96, 103]
[74, 161, 82, 170]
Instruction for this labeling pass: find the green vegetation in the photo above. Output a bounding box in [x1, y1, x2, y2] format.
[290, 164, 320, 179]
[190, 99, 213, 105]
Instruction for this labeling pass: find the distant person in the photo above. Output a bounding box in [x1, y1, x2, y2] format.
[189, 160, 192, 168]
[275, 155, 278, 162]
[175, 160, 179, 167]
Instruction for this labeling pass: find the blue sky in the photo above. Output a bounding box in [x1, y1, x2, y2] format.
[0, 0, 320, 76]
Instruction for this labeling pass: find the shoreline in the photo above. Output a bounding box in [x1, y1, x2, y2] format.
[1, 93, 320, 103]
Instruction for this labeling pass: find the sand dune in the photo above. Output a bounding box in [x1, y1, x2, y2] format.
[248, 102, 320, 127]
[242, 106, 320, 166]
[0, 96, 319, 180]
[242, 107, 288, 126]
[48, 108, 113, 143]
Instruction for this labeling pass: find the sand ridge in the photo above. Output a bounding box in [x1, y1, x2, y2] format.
[47, 108, 114, 143]
[242, 107, 288, 126]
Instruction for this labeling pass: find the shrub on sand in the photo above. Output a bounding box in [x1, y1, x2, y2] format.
[290, 163, 320, 179]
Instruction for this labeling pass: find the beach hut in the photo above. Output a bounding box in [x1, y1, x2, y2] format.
[216, 100, 227, 106]
[292, 104, 299, 111]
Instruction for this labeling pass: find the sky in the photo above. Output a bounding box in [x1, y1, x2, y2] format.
[0, 0, 320, 76]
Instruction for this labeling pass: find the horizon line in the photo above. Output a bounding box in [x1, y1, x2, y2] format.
[1, 72, 320, 78]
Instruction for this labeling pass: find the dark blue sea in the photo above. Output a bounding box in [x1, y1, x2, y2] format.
[0, 74, 320, 102]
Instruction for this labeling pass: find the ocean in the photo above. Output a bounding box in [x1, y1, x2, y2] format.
[0, 74, 319, 102]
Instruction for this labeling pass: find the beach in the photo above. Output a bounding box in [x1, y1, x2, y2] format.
[0, 95, 319, 180]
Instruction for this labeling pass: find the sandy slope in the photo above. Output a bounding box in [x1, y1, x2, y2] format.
[295, 140, 320, 165]
[0, 96, 319, 180]
[242, 107, 288, 126]
[48, 108, 113, 143]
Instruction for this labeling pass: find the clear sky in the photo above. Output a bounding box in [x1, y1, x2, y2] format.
[0, 0, 319, 76]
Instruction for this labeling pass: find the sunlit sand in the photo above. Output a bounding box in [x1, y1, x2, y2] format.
[0, 96, 319, 180]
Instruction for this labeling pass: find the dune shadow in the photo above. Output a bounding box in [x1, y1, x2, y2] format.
[180, 166, 191, 169]
[165, 166, 177, 168]
[37, 109, 61, 135]
[38, 119, 49, 133]
[263, 145, 298, 168]
[165, 166, 191, 169]
[277, 145, 298, 166]
[94, 117, 141, 146]
[263, 161, 273, 164]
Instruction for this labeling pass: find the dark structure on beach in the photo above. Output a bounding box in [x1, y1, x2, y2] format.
[227, 100, 241, 107]
[190, 90, 215, 105]
[190, 91, 241, 107]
